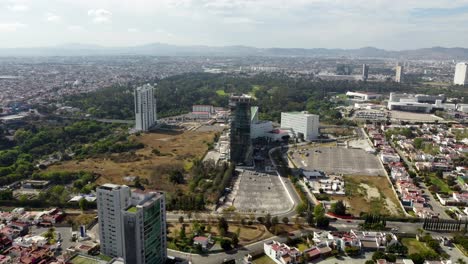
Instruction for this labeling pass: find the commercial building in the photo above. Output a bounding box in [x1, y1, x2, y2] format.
[346, 91, 382, 101]
[250, 106, 274, 139]
[395, 65, 404, 83]
[454, 62, 468, 85]
[230, 94, 253, 164]
[134, 84, 157, 131]
[387, 93, 448, 113]
[97, 184, 167, 264]
[362, 64, 369, 81]
[122, 190, 167, 264]
[97, 184, 131, 258]
[280, 111, 319, 141]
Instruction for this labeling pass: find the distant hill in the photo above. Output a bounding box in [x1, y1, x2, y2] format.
[1, 43, 468, 59]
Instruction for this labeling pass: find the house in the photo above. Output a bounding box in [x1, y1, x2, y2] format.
[193, 236, 211, 249]
[264, 241, 301, 264]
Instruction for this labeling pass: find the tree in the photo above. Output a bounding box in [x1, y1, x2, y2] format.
[315, 216, 329, 228]
[409, 253, 425, 264]
[272, 216, 279, 226]
[220, 239, 232, 250]
[78, 198, 89, 211]
[413, 138, 424, 149]
[365, 261, 374, 264]
[133, 176, 144, 189]
[282, 217, 289, 225]
[456, 258, 467, 264]
[314, 203, 325, 218]
[179, 225, 186, 239]
[306, 210, 314, 226]
[169, 170, 185, 184]
[218, 217, 229, 236]
[330, 200, 346, 215]
[43, 227, 55, 243]
[232, 234, 239, 247]
[178, 216, 184, 224]
[296, 202, 307, 215]
[265, 214, 272, 230]
[372, 251, 386, 261]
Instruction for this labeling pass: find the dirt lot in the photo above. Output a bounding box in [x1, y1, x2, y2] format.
[331, 175, 404, 217]
[46, 130, 214, 192]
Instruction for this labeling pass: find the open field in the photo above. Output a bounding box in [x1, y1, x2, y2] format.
[331, 175, 404, 216]
[46, 130, 214, 192]
[402, 238, 437, 255]
[290, 147, 385, 176]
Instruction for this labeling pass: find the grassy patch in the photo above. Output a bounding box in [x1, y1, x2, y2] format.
[429, 175, 452, 193]
[216, 89, 227, 96]
[253, 255, 276, 264]
[402, 238, 436, 256]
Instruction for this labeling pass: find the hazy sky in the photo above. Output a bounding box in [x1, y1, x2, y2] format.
[1, 0, 468, 49]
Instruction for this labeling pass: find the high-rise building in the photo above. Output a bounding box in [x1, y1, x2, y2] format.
[229, 94, 253, 164]
[97, 184, 167, 264]
[122, 190, 167, 264]
[135, 84, 157, 131]
[454, 62, 468, 85]
[395, 65, 404, 83]
[362, 64, 369, 81]
[97, 184, 131, 258]
[281, 111, 319, 141]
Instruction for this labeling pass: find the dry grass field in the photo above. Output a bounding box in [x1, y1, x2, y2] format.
[46, 130, 215, 192]
[331, 175, 404, 217]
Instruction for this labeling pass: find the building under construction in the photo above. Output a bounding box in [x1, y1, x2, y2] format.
[229, 94, 253, 165]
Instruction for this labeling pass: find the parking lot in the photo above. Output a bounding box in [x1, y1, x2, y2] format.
[30, 226, 76, 250]
[290, 147, 385, 176]
[224, 170, 293, 215]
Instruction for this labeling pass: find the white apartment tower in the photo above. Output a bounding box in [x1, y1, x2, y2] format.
[454, 62, 468, 85]
[97, 184, 131, 258]
[395, 65, 404, 83]
[281, 111, 319, 141]
[135, 84, 157, 131]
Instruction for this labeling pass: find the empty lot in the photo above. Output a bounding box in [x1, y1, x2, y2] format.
[222, 170, 293, 215]
[290, 147, 385, 176]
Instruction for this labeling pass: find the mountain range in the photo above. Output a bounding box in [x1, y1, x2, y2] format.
[1, 43, 468, 59]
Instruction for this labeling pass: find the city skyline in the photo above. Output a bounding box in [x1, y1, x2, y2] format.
[2, 0, 468, 49]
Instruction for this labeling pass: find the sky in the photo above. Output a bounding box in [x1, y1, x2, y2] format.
[1, 0, 468, 50]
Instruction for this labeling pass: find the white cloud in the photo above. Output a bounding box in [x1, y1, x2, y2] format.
[45, 13, 62, 23]
[87, 9, 112, 24]
[0, 22, 27, 32]
[67, 25, 84, 31]
[7, 4, 29, 12]
[223, 17, 263, 24]
[127, 28, 140, 33]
